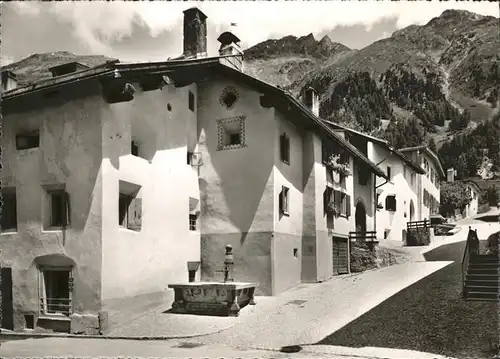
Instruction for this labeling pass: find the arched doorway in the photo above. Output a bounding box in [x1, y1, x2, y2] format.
[409, 200, 415, 222]
[355, 200, 367, 235]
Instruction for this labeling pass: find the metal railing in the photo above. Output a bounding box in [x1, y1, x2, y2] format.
[40, 297, 72, 316]
[461, 227, 480, 299]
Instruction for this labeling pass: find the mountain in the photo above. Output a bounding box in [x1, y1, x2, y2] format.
[244, 9, 500, 179]
[2, 10, 498, 180]
[1, 51, 115, 86]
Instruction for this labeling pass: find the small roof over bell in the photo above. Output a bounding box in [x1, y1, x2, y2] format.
[217, 32, 241, 47]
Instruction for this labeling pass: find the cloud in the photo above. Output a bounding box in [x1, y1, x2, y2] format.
[3, 1, 498, 63]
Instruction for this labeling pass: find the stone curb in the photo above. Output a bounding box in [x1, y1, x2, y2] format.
[0, 323, 235, 341]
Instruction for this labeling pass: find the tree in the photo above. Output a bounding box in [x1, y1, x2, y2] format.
[486, 186, 499, 207]
[428, 137, 437, 154]
[440, 181, 472, 217]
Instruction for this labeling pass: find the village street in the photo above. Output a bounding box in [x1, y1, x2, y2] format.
[1, 222, 498, 359]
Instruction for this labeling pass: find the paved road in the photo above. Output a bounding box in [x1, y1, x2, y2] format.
[319, 240, 499, 359]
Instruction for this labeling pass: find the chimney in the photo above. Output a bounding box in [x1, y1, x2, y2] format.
[447, 168, 455, 182]
[301, 87, 319, 117]
[1, 70, 18, 92]
[217, 31, 244, 71]
[183, 7, 208, 59]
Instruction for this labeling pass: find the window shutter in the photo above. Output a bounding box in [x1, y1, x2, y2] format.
[279, 190, 283, 213]
[393, 197, 397, 211]
[346, 195, 351, 217]
[127, 197, 142, 231]
[63, 191, 71, 227]
[323, 189, 328, 214]
[68, 270, 74, 292]
[286, 136, 290, 163]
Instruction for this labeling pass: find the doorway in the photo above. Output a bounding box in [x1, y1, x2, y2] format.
[355, 200, 367, 235]
[1, 267, 14, 330]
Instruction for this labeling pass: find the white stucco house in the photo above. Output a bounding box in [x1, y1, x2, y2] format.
[399, 146, 446, 221]
[322, 123, 427, 241]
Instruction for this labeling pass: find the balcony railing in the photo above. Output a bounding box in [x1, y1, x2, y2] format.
[40, 297, 72, 316]
[349, 231, 377, 243]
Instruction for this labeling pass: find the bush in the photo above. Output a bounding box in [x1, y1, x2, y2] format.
[406, 228, 431, 246]
[350, 242, 377, 273]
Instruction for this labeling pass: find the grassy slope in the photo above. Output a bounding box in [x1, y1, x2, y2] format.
[317, 240, 498, 359]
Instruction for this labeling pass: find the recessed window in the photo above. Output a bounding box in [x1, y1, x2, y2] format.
[293, 248, 298, 258]
[167, 103, 172, 112]
[217, 116, 246, 151]
[187, 151, 193, 165]
[119, 193, 142, 231]
[280, 133, 290, 164]
[48, 190, 70, 228]
[1, 189, 17, 232]
[131, 141, 139, 157]
[189, 214, 197, 231]
[387, 166, 392, 180]
[279, 186, 290, 216]
[39, 267, 73, 316]
[385, 195, 397, 212]
[16, 131, 39, 150]
[188, 91, 195, 112]
[24, 314, 35, 329]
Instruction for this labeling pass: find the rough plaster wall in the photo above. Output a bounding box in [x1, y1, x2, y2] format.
[197, 77, 275, 295]
[0, 87, 104, 330]
[301, 132, 317, 282]
[273, 112, 303, 293]
[100, 83, 200, 300]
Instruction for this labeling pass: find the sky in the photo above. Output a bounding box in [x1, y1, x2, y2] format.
[2, 1, 499, 65]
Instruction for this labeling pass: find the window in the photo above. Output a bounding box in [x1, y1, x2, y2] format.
[119, 194, 142, 231]
[39, 267, 73, 316]
[189, 214, 197, 231]
[131, 141, 139, 157]
[386, 166, 392, 180]
[48, 190, 70, 228]
[217, 116, 246, 151]
[188, 91, 195, 111]
[187, 151, 193, 165]
[24, 315, 35, 330]
[280, 133, 290, 164]
[385, 195, 397, 212]
[293, 248, 298, 258]
[1, 190, 17, 232]
[16, 131, 39, 150]
[279, 186, 289, 216]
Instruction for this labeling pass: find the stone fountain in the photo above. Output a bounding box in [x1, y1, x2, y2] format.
[168, 245, 258, 316]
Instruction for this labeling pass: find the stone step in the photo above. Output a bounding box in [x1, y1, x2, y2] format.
[466, 291, 499, 300]
[467, 268, 500, 275]
[466, 274, 500, 281]
[465, 285, 499, 293]
[465, 279, 500, 287]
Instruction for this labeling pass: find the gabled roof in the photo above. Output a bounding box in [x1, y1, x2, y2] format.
[399, 145, 446, 179]
[322, 120, 425, 175]
[1, 55, 387, 179]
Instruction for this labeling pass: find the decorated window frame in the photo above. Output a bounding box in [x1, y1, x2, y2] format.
[219, 86, 240, 110]
[217, 116, 246, 151]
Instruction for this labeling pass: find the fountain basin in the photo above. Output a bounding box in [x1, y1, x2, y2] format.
[168, 282, 258, 317]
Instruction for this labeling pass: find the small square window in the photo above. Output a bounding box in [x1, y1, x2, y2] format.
[189, 214, 197, 231]
[229, 133, 241, 145]
[217, 116, 246, 151]
[385, 195, 397, 212]
[1, 190, 17, 232]
[293, 248, 298, 258]
[16, 131, 40, 150]
[188, 91, 195, 112]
